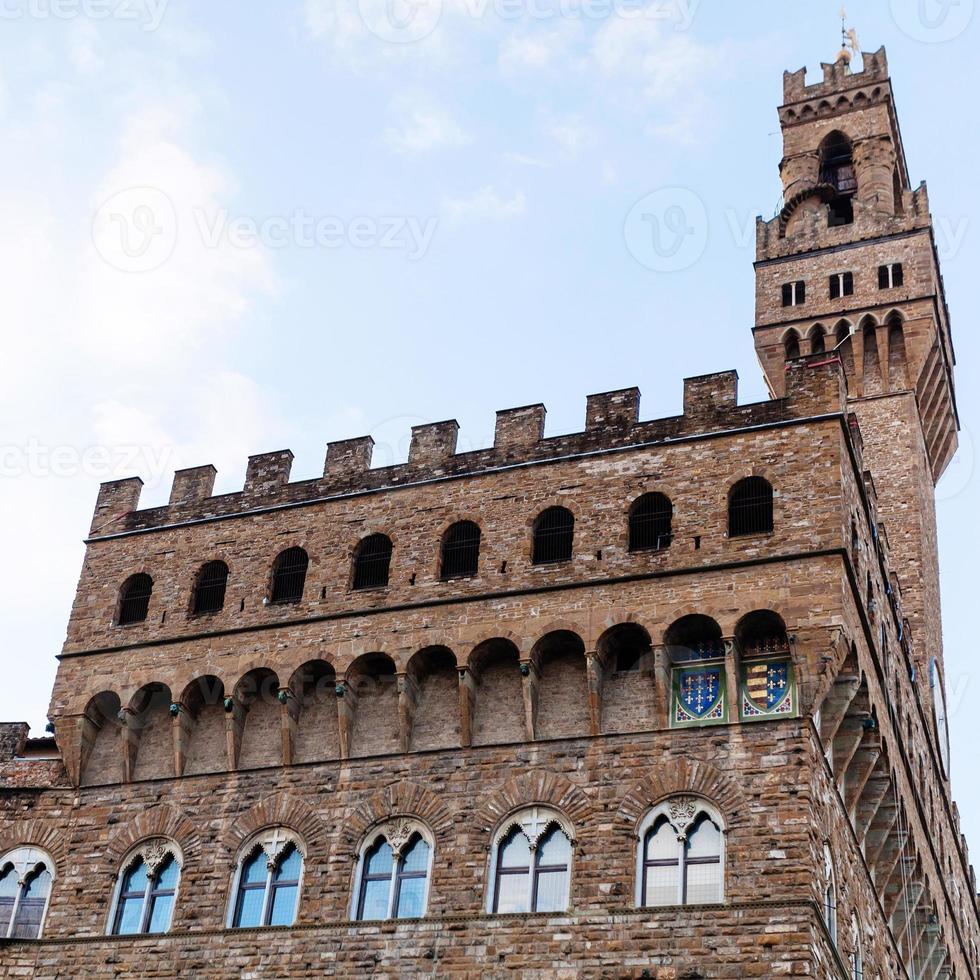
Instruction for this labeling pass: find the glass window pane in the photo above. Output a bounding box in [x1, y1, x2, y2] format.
[269, 884, 297, 926]
[234, 885, 266, 928]
[399, 837, 429, 875]
[645, 820, 676, 862]
[534, 868, 568, 912]
[122, 859, 149, 895]
[685, 859, 721, 905]
[686, 816, 721, 859]
[115, 894, 146, 935]
[359, 877, 391, 921]
[241, 850, 268, 886]
[364, 839, 394, 877]
[11, 900, 46, 940]
[536, 827, 570, 866]
[155, 857, 179, 892]
[0, 867, 20, 899]
[147, 893, 174, 934]
[644, 863, 679, 907]
[0, 897, 13, 937]
[494, 871, 529, 914]
[274, 846, 302, 884]
[498, 831, 531, 869]
[395, 875, 426, 919]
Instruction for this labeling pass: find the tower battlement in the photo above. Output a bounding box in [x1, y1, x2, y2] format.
[782, 46, 890, 104]
[90, 367, 846, 539]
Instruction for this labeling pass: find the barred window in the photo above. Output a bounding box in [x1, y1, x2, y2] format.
[532, 507, 574, 565]
[353, 534, 393, 590]
[728, 478, 774, 537]
[270, 548, 308, 605]
[192, 561, 228, 615]
[118, 573, 153, 625]
[440, 521, 481, 580]
[629, 493, 673, 552]
[823, 844, 838, 944]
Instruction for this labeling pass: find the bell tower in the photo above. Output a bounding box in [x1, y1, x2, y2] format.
[753, 44, 959, 708]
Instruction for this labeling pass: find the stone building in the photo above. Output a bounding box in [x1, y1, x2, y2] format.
[1, 43, 978, 979]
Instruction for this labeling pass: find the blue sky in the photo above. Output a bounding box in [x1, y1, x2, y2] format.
[0, 0, 977, 852]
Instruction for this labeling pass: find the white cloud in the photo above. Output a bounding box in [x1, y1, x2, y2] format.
[547, 113, 595, 156]
[383, 103, 471, 154]
[443, 185, 526, 223]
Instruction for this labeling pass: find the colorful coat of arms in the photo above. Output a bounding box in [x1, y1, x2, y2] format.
[741, 660, 794, 719]
[673, 667, 726, 726]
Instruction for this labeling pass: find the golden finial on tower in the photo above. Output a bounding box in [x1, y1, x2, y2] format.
[836, 7, 860, 68]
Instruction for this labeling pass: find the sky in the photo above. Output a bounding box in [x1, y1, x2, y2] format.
[0, 0, 977, 852]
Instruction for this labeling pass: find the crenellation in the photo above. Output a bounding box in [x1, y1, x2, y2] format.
[782, 47, 890, 104]
[169, 465, 217, 506]
[681, 370, 738, 420]
[408, 420, 460, 469]
[243, 450, 294, 498]
[493, 403, 546, 454]
[323, 436, 374, 480]
[585, 387, 640, 432]
[90, 476, 143, 537]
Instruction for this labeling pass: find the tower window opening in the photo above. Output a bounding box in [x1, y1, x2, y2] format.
[781, 281, 806, 307]
[820, 132, 856, 226]
[878, 263, 904, 289]
[829, 272, 854, 299]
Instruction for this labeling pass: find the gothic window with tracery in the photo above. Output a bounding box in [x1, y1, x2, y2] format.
[636, 799, 724, 907]
[0, 848, 54, 940]
[353, 820, 433, 921]
[488, 808, 573, 914]
[229, 828, 304, 929]
[109, 840, 181, 936]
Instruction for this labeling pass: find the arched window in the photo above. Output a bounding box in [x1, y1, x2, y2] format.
[192, 560, 228, 615]
[849, 912, 864, 979]
[110, 843, 181, 936]
[270, 548, 308, 605]
[353, 821, 433, 921]
[784, 330, 801, 361]
[823, 844, 838, 944]
[532, 507, 574, 565]
[229, 829, 304, 929]
[118, 573, 153, 625]
[820, 131, 856, 226]
[0, 848, 54, 940]
[488, 808, 573, 914]
[629, 493, 673, 553]
[728, 477, 774, 537]
[636, 800, 724, 907]
[810, 326, 827, 355]
[352, 534, 393, 590]
[440, 521, 481, 580]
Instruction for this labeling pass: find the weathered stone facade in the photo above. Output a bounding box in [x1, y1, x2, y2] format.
[1, 45, 978, 979]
